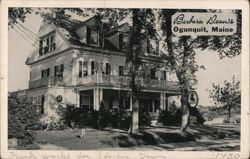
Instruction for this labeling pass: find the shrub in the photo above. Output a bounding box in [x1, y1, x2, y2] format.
[139, 109, 152, 126]
[157, 102, 182, 126]
[8, 95, 41, 146]
[190, 107, 206, 125]
[108, 109, 131, 129]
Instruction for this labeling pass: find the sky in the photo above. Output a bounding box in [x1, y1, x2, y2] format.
[8, 11, 241, 106]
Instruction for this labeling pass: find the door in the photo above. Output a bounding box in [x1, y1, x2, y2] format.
[80, 95, 90, 114]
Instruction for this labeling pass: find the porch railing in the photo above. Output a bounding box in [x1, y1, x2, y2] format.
[77, 73, 179, 90]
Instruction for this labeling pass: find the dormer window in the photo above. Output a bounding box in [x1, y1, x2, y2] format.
[147, 39, 159, 55]
[119, 33, 130, 51]
[87, 27, 99, 46]
[39, 33, 56, 56]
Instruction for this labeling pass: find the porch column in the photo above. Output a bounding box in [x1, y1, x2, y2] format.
[160, 92, 166, 111]
[93, 88, 98, 110]
[152, 99, 155, 112]
[93, 88, 103, 111]
[76, 91, 80, 107]
[130, 94, 132, 110]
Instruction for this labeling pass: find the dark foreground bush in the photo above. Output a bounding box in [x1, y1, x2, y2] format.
[158, 102, 182, 126]
[8, 95, 41, 146]
[158, 105, 206, 126]
[190, 107, 206, 125]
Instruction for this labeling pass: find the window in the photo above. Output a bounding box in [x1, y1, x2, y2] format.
[87, 27, 99, 45]
[106, 63, 111, 75]
[41, 68, 50, 78]
[91, 61, 98, 75]
[79, 61, 88, 77]
[150, 68, 157, 79]
[39, 33, 56, 56]
[119, 33, 130, 50]
[119, 66, 124, 76]
[147, 40, 159, 55]
[54, 64, 64, 78]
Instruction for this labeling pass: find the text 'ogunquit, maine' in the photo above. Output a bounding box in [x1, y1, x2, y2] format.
[172, 12, 237, 36]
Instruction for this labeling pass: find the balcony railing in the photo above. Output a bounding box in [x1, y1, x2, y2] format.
[29, 74, 179, 90]
[29, 76, 66, 89]
[77, 73, 179, 90]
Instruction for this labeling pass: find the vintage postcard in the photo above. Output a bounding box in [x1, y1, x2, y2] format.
[1, 0, 249, 159]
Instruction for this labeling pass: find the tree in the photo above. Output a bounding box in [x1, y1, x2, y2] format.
[208, 76, 241, 123]
[159, 9, 241, 131]
[8, 8, 33, 28]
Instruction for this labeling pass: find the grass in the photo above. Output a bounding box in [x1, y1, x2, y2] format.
[10, 124, 240, 151]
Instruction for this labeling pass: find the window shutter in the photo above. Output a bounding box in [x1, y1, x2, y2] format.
[151, 69, 156, 79]
[99, 32, 103, 47]
[79, 61, 83, 77]
[119, 66, 124, 76]
[60, 64, 64, 77]
[54, 66, 59, 77]
[47, 68, 50, 77]
[91, 61, 95, 74]
[41, 95, 44, 114]
[41, 70, 44, 78]
[86, 27, 91, 44]
[106, 63, 111, 75]
[46, 37, 49, 46]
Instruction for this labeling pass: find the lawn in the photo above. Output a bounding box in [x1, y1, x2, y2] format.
[9, 124, 240, 151]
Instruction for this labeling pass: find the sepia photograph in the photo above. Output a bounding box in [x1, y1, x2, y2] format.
[1, 0, 249, 159]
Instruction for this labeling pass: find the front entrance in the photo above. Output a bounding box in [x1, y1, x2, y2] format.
[79, 90, 93, 114]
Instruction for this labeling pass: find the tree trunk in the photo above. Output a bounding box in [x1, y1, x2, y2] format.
[165, 34, 191, 132]
[228, 105, 231, 124]
[180, 94, 190, 131]
[129, 98, 139, 134]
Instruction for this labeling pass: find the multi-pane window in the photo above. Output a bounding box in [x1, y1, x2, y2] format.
[119, 33, 130, 51]
[54, 64, 64, 79]
[41, 68, 50, 78]
[87, 27, 99, 45]
[79, 61, 88, 77]
[39, 33, 56, 56]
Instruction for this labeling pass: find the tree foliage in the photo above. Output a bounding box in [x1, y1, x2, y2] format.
[8, 8, 33, 28]
[8, 95, 41, 146]
[208, 76, 241, 121]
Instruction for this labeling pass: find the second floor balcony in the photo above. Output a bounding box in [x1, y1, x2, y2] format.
[29, 73, 180, 91]
[77, 73, 179, 91]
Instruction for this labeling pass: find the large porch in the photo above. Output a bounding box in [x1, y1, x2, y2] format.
[77, 88, 178, 119]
